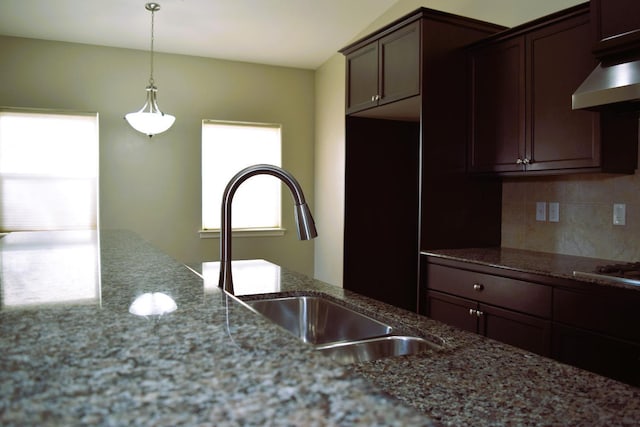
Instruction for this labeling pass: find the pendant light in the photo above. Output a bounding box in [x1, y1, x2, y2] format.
[125, 2, 175, 137]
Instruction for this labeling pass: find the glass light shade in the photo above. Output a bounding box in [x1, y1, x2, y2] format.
[125, 84, 175, 137]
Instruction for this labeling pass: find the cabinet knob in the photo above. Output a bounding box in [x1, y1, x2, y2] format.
[476, 310, 484, 317]
[473, 283, 484, 291]
[516, 158, 523, 165]
[469, 308, 476, 316]
[371, 94, 381, 102]
[523, 158, 531, 165]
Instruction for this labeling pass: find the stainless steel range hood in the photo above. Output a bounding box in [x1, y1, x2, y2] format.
[572, 59, 640, 110]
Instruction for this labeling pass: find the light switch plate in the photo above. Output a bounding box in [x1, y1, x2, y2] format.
[536, 202, 546, 221]
[549, 202, 559, 222]
[613, 203, 626, 226]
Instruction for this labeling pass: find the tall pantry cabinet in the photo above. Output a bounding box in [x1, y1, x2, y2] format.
[340, 9, 505, 311]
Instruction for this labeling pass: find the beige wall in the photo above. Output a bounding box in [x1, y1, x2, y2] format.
[0, 35, 316, 276]
[313, 54, 345, 286]
[313, 0, 589, 286]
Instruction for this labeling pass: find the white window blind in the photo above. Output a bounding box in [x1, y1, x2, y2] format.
[0, 109, 99, 231]
[202, 120, 281, 231]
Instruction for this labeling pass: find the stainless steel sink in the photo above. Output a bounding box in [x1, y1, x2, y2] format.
[317, 335, 440, 364]
[245, 295, 393, 345]
[244, 295, 442, 363]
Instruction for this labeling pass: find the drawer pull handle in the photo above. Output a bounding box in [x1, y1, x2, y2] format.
[468, 308, 484, 317]
[473, 283, 484, 291]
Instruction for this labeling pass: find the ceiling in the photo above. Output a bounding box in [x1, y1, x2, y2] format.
[0, 0, 400, 70]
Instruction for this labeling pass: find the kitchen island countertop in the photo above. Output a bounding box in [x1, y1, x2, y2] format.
[0, 230, 434, 426]
[1, 231, 638, 426]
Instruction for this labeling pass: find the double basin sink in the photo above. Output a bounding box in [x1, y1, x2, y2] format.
[243, 294, 442, 364]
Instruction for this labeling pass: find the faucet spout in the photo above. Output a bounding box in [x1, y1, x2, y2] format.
[219, 164, 318, 294]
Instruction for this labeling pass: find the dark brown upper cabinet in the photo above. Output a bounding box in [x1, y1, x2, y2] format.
[343, 20, 421, 118]
[467, 36, 525, 174]
[468, 4, 637, 176]
[591, 0, 640, 60]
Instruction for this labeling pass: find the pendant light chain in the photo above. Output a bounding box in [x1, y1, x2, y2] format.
[149, 6, 155, 86]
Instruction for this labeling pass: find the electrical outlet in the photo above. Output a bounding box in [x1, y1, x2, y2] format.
[613, 203, 626, 226]
[549, 202, 559, 222]
[536, 202, 546, 221]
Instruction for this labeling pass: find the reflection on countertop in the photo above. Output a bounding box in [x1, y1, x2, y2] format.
[197, 259, 282, 296]
[0, 230, 101, 308]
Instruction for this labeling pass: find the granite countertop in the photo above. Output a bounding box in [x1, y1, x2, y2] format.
[1, 231, 639, 426]
[0, 230, 434, 426]
[423, 246, 640, 292]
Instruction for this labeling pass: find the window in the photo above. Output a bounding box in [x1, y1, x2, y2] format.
[201, 120, 282, 236]
[0, 108, 99, 232]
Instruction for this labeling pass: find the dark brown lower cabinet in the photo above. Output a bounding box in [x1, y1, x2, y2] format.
[424, 256, 640, 387]
[425, 290, 551, 356]
[552, 324, 640, 387]
[482, 303, 551, 357]
[552, 286, 640, 387]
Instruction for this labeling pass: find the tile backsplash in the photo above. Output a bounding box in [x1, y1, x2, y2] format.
[502, 170, 640, 262]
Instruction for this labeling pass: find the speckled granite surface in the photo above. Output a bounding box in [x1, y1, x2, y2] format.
[195, 252, 640, 425]
[1, 231, 639, 426]
[424, 246, 640, 292]
[0, 230, 435, 426]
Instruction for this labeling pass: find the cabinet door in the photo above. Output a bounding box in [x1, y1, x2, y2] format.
[468, 37, 526, 173]
[480, 303, 551, 357]
[379, 21, 420, 105]
[345, 42, 379, 114]
[592, 0, 640, 58]
[425, 290, 551, 356]
[525, 13, 600, 172]
[552, 324, 640, 387]
[425, 290, 477, 333]
[554, 287, 640, 343]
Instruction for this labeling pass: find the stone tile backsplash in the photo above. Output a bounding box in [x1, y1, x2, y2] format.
[502, 171, 640, 261]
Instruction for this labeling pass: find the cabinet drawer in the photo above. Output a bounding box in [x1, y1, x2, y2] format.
[554, 287, 640, 343]
[426, 263, 551, 318]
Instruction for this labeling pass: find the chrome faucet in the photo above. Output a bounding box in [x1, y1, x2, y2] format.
[218, 164, 318, 294]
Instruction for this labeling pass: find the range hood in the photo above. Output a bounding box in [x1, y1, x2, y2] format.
[572, 59, 640, 110]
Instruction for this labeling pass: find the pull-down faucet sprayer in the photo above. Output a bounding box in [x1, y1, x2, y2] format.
[218, 164, 318, 294]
